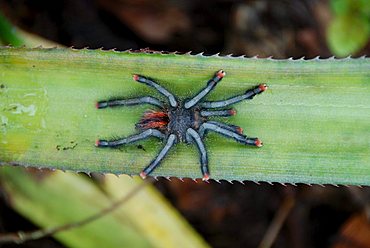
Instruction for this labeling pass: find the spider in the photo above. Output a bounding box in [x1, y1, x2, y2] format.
[95, 70, 267, 181]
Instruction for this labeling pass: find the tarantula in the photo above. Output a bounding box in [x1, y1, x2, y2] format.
[96, 70, 267, 181]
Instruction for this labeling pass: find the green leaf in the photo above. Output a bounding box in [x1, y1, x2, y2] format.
[0, 12, 24, 46]
[0, 166, 208, 248]
[327, 14, 369, 57]
[0, 17, 208, 248]
[0, 47, 369, 185]
[330, 0, 351, 15]
[330, 0, 370, 16]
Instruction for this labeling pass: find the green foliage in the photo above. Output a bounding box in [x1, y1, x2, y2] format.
[327, 0, 370, 56]
[0, 12, 23, 46]
[1, 47, 369, 185]
[0, 15, 209, 247]
[0, 167, 208, 248]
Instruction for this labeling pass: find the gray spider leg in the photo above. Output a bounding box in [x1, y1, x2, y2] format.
[204, 121, 243, 136]
[200, 109, 236, 117]
[184, 70, 226, 109]
[186, 128, 209, 181]
[201, 84, 268, 109]
[133, 74, 178, 107]
[96, 96, 164, 109]
[140, 134, 177, 178]
[199, 122, 262, 147]
[96, 129, 165, 147]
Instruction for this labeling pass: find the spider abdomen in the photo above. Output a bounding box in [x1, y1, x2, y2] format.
[136, 110, 169, 131]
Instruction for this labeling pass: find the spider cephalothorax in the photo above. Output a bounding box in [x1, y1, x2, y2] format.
[96, 70, 267, 181]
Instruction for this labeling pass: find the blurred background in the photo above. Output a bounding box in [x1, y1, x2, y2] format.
[0, 0, 369, 247]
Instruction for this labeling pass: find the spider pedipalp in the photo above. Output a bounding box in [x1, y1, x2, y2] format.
[96, 70, 267, 181]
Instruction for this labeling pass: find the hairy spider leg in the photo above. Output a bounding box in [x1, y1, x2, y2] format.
[204, 121, 243, 135]
[96, 96, 164, 109]
[199, 122, 262, 147]
[186, 128, 209, 181]
[201, 84, 268, 109]
[198, 121, 244, 138]
[140, 134, 177, 178]
[184, 70, 226, 109]
[96, 129, 165, 147]
[133, 74, 178, 107]
[200, 109, 236, 117]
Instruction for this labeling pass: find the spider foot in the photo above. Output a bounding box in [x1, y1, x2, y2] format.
[258, 83, 268, 92]
[243, 137, 263, 147]
[236, 127, 243, 134]
[202, 173, 210, 182]
[216, 70, 226, 79]
[254, 138, 263, 147]
[96, 101, 108, 109]
[132, 74, 140, 81]
[140, 171, 147, 179]
[95, 139, 109, 147]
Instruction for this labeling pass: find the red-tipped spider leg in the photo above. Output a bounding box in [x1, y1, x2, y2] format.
[200, 109, 236, 117]
[254, 139, 263, 147]
[258, 83, 268, 92]
[244, 137, 263, 147]
[201, 83, 268, 109]
[236, 127, 244, 134]
[140, 171, 147, 179]
[216, 69, 226, 79]
[96, 101, 108, 109]
[95, 139, 109, 147]
[132, 74, 140, 81]
[228, 109, 237, 116]
[132, 74, 177, 107]
[202, 173, 210, 182]
[184, 70, 226, 109]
